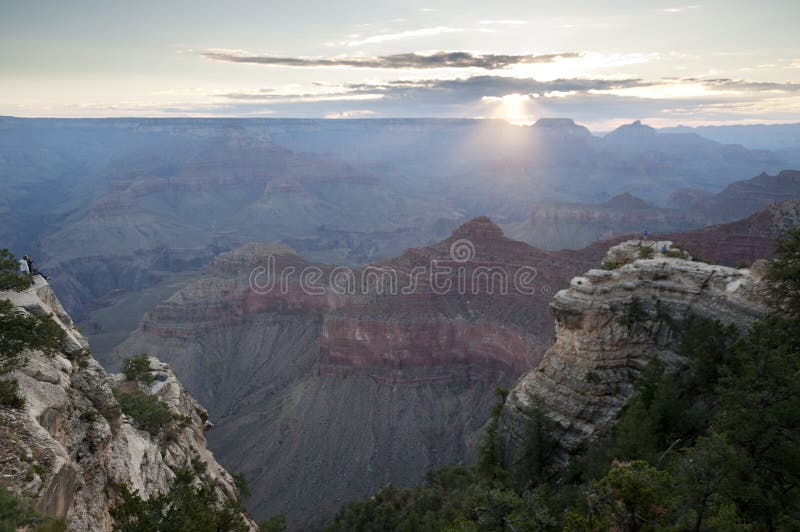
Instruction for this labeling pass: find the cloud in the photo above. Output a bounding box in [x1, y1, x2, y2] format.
[342, 26, 463, 46]
[325, 110, 376, 118]
[222, 91, 384, 103]
[375, 76, 651, 96]
[202, 49, 582, 70]
[661, 4, 702, 13]
[204, 73, 800, 126]
[217, 77, 654, 110]
[698, 78, 800, 92]
[479, 19, 528, 25]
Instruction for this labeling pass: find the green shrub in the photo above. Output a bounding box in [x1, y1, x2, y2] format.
[0, 249, 32, 292]
[517, 398, 558, 487]
[111, 469, 250, 532]
[617, 296, 647, 327]
[639, 245, 654, 259]
[259, 515, 287, 532]
[477, 387, 509, 479]
[232, 472, 250, 499]
[0, 299, 65, 374]
[0, 484, 65, 531]
[584, 371, 601, 383]
[600, 260, 620, 270]
[0, 378, 25, 409]
[122, 354, 154, 385]
[113, 388, 174, 436]
[665, 248, 690, 259]
[766, 228, 800, 317]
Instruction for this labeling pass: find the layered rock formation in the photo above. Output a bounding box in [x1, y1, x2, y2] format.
[0, 277, 253, 531]
[115, 218, 598, 528]
[500, 240, 768, 467]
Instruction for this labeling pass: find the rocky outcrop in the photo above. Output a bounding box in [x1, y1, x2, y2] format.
[0, 277, 253, 531]
[500, 240, 768, 468]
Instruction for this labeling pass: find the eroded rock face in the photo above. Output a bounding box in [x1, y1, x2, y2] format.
[500, 240, 768, 468]
[0, 277, 253, 531]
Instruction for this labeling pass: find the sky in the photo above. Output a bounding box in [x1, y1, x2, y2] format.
[1, 0, 799, 129]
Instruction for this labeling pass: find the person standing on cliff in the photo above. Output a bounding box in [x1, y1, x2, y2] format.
[19, 256, 30, 274]
[24, 255, 33, 274]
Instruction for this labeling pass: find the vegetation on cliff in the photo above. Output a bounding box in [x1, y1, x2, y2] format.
[0, 249, 32, 292]
[0, 295, 65, 408]
[111, 469, 250, 532]
[325, 230, 800, 531]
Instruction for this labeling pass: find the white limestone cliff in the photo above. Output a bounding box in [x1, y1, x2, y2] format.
[0, 276, 255, 531]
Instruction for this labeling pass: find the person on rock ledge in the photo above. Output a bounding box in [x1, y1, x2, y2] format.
[21, 255, 46, 279]
[19, 255, 30, 274]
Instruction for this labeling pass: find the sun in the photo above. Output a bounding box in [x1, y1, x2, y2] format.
[481, 93, 536, 125]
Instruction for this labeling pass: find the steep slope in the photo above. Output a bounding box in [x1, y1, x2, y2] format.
[0, 277, 253, 531]
[500, 240, 768, 467]
[114, 218, 598, 528]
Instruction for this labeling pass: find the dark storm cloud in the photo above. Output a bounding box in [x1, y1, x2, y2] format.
[202, 50, 582, 70]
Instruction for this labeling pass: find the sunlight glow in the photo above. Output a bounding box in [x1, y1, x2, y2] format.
[481, 93, 536, 125]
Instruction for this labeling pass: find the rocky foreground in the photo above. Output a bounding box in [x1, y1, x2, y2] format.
[0, 277, 254, 531]
[501, 240, 768, 467]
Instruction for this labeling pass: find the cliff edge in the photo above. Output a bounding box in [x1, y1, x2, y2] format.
[500, 240, 768, 468]
[0, 276, 254, 530]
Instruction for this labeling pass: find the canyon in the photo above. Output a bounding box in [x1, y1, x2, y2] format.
[109, 202, 795, 527]
[2, 116, 799, 529]
[112, 217, 600, 527]
[1, 117, 790, 332]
